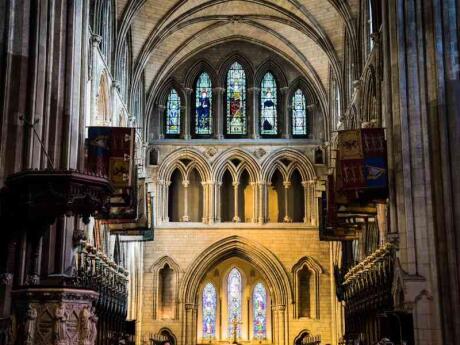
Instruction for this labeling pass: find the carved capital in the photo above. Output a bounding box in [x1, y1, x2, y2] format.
[0, 272, 13, 285]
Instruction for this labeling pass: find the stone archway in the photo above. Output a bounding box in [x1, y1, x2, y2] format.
[179, 235, 293, 345]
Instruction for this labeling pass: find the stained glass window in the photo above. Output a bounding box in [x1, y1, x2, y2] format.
[202, 283, 217, 339]
[292, 89, 307, 136]
[166, 89, 181, 135]
[226, 62, 247, 135]
[195, 72, 213, 135]
[228, 268, 242, 338]
[253, 283, 267, 339]
[260, 72, 278, 135]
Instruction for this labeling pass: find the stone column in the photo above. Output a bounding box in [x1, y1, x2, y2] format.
[182, 180, 190, 222]
[283, 181, 292, 223]
[90, 34, 102, 126]
[302, 181, 312, 224]
[207, 181, 216, 224]
[232, 182, 241, 222]
[184, 88, 193, 140]
[214, 87, 225, 139]
[257, 182, 266, 224]
[277, 305, 286, 345]
[185, 303, 195, 345]
[249, 87, 261, 138]
[310, 180, 318, 226]
[280, 87, 289, 138]
[215, 182, 222, 223]
[158, 105, 166, 139]
[250, 182, 257, 223]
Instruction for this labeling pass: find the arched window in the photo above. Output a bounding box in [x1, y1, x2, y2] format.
[292, 89, 307, 137]
[166, 89, 181, 136]
[194, 72, 213, 136]
[260, 72, 278, 136]
[228, 268, 242, 338]
[202, 283, 217, 338]
[226, 62, 247, 136]
[253, 283, 267, 340]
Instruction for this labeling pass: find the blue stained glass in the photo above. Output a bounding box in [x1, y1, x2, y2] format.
[226, 62, 247, 135]
[195, 72, 213, 135]
[166, 89, 181, 135]
[292, 89, 307, 136]
[202, 283, 217, 338]
[253, 283, 267, 339]
[228, 268, 242, 338]
[260, 72, 278, 135]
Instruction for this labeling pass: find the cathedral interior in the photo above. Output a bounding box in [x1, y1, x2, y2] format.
[0, 1, 459, 345]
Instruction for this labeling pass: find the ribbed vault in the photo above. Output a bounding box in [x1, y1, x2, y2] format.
[114, 0, 356, 129]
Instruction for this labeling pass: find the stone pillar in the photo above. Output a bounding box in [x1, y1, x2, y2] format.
[250, 182, 257, 223]
[232, 182, 240, 222]
[184, 88, 193, 140]
[214, 87, 225, 139]
[283, 181, 292, 223]
[277, 305, 286, 345]
[207, 181, 216, 224]
[280, 87, 289, 138]
[310, 180, 318, 226]
[201, 182, 208, 224]
[11, 288, 98, 345]
[257, 182, 266, 224]
[249, 87, 260, 138]
[0, 273, 13, 317]
[302, 181, 312, 224]
[182, 180, 190, 222]
[90, 34, 102, 126]
[157, 105, 166, 139]
[215, 182, 222, 223]
[185, 303, 195, 345]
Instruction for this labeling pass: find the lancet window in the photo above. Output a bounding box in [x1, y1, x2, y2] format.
[228, 268, 242, 338]
[226, 62, 247, 136]
[292, 89, 308, 137]
[202, 283, 217, 338]
[253, 283, 267, 339]
[260, 72, 278, 136]
[165, 89, 181, 136]
[194, 72, 213, 136]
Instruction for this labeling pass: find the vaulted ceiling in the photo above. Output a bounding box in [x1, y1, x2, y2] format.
[116, 0, 358, 111]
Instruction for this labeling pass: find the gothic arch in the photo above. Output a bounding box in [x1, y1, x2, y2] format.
[158, 148, 212, 183]
[179, 235, 293, 307]
[150, 256, 182, 320]
[217, 53, 255, 87]
[254, 59, 288, 89]
[156, 77, 186, 107]
[212, 148, 261, 184]
[261, 148, 316, 183]
[96, 71, 111, 125]
[184, 59, 219, 89]
[292, 256, 323, 320]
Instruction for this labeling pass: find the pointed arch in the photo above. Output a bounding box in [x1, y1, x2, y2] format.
[150, 256, 182, 320]
[158, 148, 212, 184]
[261, 148, 316, 183]
[212, 148, 261, 184]
[218, 53, 254, 87]
[180, 236, 293, 307]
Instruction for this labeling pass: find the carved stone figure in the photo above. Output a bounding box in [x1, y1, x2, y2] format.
[54, 303, 69, 345]
[80, 306, 92, 345]
[24, 304, 37, 345]
[89, 307, 98, 344]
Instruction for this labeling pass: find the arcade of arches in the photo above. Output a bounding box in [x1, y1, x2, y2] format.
[1, 1, 460, 345]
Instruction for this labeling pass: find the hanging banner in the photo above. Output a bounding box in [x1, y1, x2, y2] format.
[87, 127, 137, 220]
[337, 128, 388, 200]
